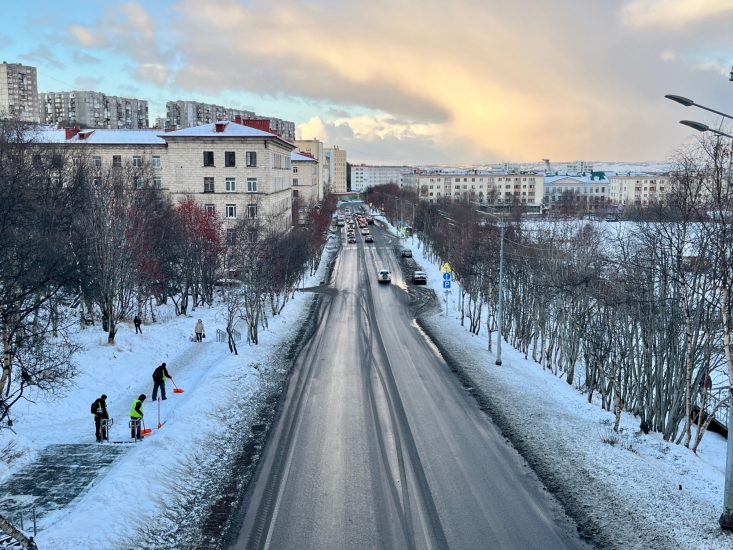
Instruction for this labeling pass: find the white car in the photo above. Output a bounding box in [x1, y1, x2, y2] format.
[378, 269, 391, 283]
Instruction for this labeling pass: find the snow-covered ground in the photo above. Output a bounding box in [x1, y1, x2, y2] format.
[389, 218, 732, 550]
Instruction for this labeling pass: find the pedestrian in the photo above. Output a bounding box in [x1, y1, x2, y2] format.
[195, 319, 205, 342]
[151, 362, 172, 401]
[134, 315, 142, 334]
[130, 394, 146, 439]
[92, 394, 109, 443]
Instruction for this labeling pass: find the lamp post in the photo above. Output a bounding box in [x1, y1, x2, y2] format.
[668, 93, 733, 530]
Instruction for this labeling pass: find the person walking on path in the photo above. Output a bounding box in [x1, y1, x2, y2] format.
[92, 394, 109, 442]
[195, 319, 205, 342]
[130, 394, 146, 439]
[134, 315, 142, 334]
[152, 363, 172, 401]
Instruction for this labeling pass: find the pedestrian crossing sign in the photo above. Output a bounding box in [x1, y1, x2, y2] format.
[440, 262, 452, 273]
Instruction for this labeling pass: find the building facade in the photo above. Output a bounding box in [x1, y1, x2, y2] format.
[350, 164, 410, 191]
[294, 139, 325, 199]
[165, 101, 295, 141]
[0, 62, 39, 122]
[40, 91, 149, 129]
[608, 174, 669, 206]
[291, 152, 319, 224]
[325, 146, 347, 194]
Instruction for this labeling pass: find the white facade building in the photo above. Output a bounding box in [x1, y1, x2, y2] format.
[291, 152, 319, 224]
[0, 62, 39, 122]
[350, 164, 410, 191]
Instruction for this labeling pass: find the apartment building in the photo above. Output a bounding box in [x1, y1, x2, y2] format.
[38, 120, 295, 231]
[565, 160, 594, 174]
[403, 171, 544, 210]
[608, 174, 669, 206]
[294, 139, 325, 200]
[544, 174, 610, 208]
[325, 146, 347, 194]
[291, 152, 319, 224]
[0, 62, 39, 122]
[165, 101, 296, 141]
[350, 164, 410, 191]
[40, 91, 149, 129]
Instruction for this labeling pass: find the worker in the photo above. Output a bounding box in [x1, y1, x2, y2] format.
[92, 394, 109, 442]
[130, 394, 146, 439]
[152, 362, 172, 401]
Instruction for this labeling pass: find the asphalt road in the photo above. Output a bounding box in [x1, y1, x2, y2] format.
[232, 205, 591, 550]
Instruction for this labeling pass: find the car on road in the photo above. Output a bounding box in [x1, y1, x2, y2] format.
[412, 271, 427, 285]
[402, 248, 412, 258]
[364, 234, 374, 242]
[378, 269, 391, 283]
[361, 227, 370, 235]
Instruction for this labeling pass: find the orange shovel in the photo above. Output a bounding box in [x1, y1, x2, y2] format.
[141, 418, 152, 436]
[171, 379, 184, 394]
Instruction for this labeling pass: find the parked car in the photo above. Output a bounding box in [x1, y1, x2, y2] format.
[412, 271, 427, 285]
[364, 234, 374, 243]
[378, 269, 391, 283]
[402, 248, 412, 258]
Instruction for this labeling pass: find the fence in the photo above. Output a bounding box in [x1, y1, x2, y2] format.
[0, 505, 36, 538]
[693, 388, 729, 434]
[216, 329, 242, 343]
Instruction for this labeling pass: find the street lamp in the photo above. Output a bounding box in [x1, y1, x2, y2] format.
[669, 94, 733, 530]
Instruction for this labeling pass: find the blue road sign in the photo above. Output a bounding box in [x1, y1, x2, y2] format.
[443, 280, 451, 289]
[443, 272, 451, 281]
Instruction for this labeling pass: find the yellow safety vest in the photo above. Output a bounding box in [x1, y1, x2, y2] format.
[130, 399, 144, 419]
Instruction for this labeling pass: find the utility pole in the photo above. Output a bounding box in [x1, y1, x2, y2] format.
[495, 222, 504, 366]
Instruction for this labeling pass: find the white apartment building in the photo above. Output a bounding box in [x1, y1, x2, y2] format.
[403, 171, 544, 210]
[0, 62, 39, 122]
[40, 91, 149, 129]
[544, 174, 610, 208]
[491, 162, 521, 173]
[325, 146, 347, 194]
[39, 120, 295, 232]
[165, 101, 295, 140]
[291, 152, 319, 224]
[565, 160, 593, 174]
[350, 164, 410, 191]
[294, 139, 325, 200]
[608, 174, 669, 206]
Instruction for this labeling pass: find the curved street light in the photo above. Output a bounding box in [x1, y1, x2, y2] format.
[665, 94, 733, 120]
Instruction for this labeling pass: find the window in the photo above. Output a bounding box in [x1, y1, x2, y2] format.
[293, 189, 299, 198]
[205, 204, 216, 216]
[132, 155, 142, 167]
[153, 176, 162, 189]
[226, 229, 237, 245]
[203, 151, 214, 166]
[73, 157, 81, 167]
[293, 178, 299, 186]
[293, 166, 299, 174]
[93, 155, 101, 168]
[204, 177, 215, 193]
[247, 204, 258, 219]
[246, 151, 257, 167]
[226, 204, 236, 219]
[113, 155, 122, 168]
[226, 177, 236, 192]
[247, 178, 257, 192]
[225, 151, 236, 167]
[152, 155, 161, 169]
[135, 176, 143, 189]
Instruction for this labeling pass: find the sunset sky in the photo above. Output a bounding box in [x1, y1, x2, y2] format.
[3, 0, 733, 164]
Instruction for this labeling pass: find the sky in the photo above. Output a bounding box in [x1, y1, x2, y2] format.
[3, 0, 733, 164]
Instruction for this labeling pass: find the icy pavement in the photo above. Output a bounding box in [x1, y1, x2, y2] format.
[0, 444, 128, 530]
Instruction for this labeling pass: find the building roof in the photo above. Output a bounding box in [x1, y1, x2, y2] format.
[291, 152, 317, 162]
[37, 128, 166, 145]
[162, 120, 274, 138]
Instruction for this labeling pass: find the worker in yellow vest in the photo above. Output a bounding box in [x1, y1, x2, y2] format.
[130, 394, 146, 439]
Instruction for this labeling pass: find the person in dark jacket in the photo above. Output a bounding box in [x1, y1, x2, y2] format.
[93, 394, 109, 442]
[130, 394, 146, 438]
[134, 315, 142, 334]
[152, 363, 172, 401]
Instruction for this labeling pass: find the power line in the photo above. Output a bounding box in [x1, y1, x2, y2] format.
[37, 71, 80, 92]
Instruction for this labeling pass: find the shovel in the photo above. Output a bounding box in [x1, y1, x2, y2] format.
[141, 418, 152, 436]
[171, 378, 184, 394]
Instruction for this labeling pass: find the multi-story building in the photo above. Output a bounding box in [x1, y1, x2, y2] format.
[291, 152, 319, 224]
[325, 146, 347, 194]
[403, 171, 544, 210]
[39, 91, 149, 129]
[0, 62, 39, 122]
[294, 139, 325, 200]
[491, 162, 521, 173]
[608, 174, 669, 206]
[165, 101, 295, 141]
[565, 160, 594, 174]
[350, 164, 410, 191]
[38, 120, 295, 232]
[544, 173, 610, 209]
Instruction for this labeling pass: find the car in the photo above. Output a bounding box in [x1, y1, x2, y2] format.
[348, 235, 356, 243]
[378, 269, 391, 283]
[361, 227, 369, 235]
[412, 271, 427, 284]
[402, 248, 412, 258]
[364, 234, 374, 243]
[366, 216, 374, 225]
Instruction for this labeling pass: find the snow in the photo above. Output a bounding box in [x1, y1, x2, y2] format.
[383, 216, 732, 549]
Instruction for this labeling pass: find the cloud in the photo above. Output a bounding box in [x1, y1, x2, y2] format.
[68, 25, 108, 48]
[71, 51, 103, 65]
[74, 76, 104, 88]
[18, 46, 65, 69]
[0, 35, 12, 49]
[621, 0, 733, 28]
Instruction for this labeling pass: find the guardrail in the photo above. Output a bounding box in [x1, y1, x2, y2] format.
[216, 329, 242, 343]
[694, 388, 729, 431]
[0, 505, 36, 538]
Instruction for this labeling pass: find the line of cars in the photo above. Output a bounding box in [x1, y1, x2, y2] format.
[345, 213, 374, 244]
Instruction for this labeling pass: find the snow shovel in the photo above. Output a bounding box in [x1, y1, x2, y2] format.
[157, 398, 162, 429]
[141, 418, 152, 436]
[171, 379, 184, 394]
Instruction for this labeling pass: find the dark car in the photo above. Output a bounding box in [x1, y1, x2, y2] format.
[348, 235, 356, 243]
[412, 271, 427, 285]
[402, 248, 412, 258]
[364, 234, 374, 243]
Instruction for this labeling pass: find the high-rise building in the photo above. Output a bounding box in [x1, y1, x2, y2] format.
[325, 146, 347, 194]
[0, 62, 39, 122]
[164, 100, 296, 141]
[39, 91, 149, 129]
[350, 164, 411, 191]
